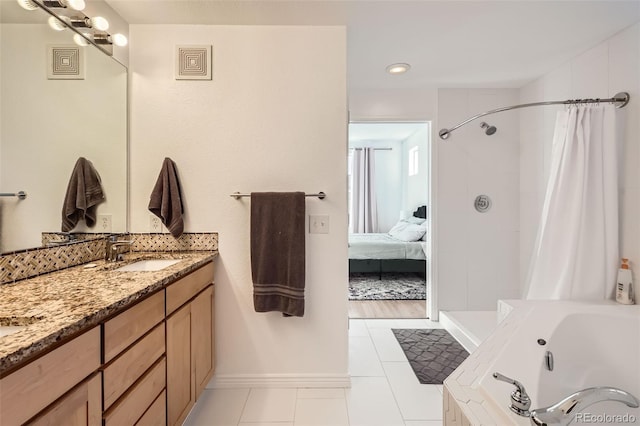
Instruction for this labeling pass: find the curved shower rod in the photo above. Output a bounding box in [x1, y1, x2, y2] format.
[438, 91, 630, 140]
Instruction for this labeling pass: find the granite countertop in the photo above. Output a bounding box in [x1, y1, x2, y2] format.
[0, 251, 217, 376]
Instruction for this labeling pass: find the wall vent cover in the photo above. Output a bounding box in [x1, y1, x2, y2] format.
[176, 45, 212, 80]
[47, 45, 84, 80]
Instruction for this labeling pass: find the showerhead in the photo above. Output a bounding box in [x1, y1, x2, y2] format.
[480, 122, 497, 136]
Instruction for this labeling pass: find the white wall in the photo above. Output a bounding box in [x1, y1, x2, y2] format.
[349, 87, 437, 122]
[436, 89, 521, 310]
[349, 140, 402, 232]
[519, 23, 640, 294]
[0, 24, 127, 252]
[401, 124, 430, 214]
[129, 25, 349, 385]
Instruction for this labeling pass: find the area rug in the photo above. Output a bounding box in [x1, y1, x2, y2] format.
[392, 328, 469, 384]
[348, 273, 426, 300]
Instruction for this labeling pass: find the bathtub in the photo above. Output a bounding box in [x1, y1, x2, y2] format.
[444, 300, 640, 425]
[480, 301, 640, 425]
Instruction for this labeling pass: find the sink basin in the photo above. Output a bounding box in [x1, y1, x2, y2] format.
[115, 259, 181, 272]
[0, 326, 27, 338]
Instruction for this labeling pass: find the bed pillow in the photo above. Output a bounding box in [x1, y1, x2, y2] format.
[389, 221, 426, 242]
[404, 216, 426, 225]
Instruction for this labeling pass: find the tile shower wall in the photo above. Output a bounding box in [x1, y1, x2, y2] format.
[436, 89, 521, 311]
[519, 23, 640, 295]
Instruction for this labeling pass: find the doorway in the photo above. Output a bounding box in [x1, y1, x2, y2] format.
[347, 121, 432, 319]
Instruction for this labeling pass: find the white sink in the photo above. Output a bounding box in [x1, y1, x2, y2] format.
[115, 259, 181, 272]
[0, 326, 27, 338]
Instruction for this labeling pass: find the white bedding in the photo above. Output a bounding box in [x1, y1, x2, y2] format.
[348, 233, 426, 260]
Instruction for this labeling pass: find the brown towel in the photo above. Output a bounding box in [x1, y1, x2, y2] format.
[61, 157, 105, 232]
[148, 158, 184, 238]
[251, 192, 306, 317]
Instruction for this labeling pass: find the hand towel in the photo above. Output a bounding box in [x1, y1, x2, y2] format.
[148, 157, 184, 238]
[251, 192, 306, 317]
[61, 157, 105, 232]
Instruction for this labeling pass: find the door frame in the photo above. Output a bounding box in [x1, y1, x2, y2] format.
[347, 119, 437, 320]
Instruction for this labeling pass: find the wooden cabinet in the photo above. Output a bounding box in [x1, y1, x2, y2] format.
[0, 327, 101, 426]
[102, 292, 167, 425]
[167, 303, 195, 426]
[2, 260, 214, 426]
[166, 263, 215, 426]
[28, 373, 101, 426]
[192, 285, 215, 399]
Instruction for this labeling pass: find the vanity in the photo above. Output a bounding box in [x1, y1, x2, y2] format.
[0, 251, 217, 426]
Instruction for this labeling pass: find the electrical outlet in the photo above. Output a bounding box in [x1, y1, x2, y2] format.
[98, 214, 112, 232]
[309, 214, 330, 234]
[149, 215, 163, 233]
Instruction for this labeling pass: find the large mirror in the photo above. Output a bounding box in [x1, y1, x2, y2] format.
[0, 0, 127, 253]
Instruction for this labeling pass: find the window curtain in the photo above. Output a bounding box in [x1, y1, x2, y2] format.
[525, 105, 618, 300]
[350, 147, 378, 233]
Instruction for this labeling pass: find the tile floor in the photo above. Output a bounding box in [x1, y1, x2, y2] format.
[185, 319, 445, 426]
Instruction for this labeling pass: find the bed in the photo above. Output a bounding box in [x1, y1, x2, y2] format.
[349, 206, 427, 278]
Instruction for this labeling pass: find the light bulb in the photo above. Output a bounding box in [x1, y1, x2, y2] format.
[48, 16, 66, 31]
[16, 0, 39, 10]
[73, 33, 89, 47]
[90, 16, 109, 31]
[111, 33, 128, 47]
[64, 0, 84, 11]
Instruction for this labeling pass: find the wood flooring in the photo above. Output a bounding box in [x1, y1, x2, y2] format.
[348, 300, 426, 319]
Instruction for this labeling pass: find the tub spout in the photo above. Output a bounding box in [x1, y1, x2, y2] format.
[530, 387, 639, 426]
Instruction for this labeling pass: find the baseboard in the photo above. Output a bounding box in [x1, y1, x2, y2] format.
[208, 373, 352, 389]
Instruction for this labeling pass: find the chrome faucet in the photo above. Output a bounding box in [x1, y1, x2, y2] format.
[105, 236, 133, 262]
[530, 387, 639, 426]
[493, 372, 532, 416]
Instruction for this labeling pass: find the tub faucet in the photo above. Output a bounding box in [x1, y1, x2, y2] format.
[530, 387, 639, 426]
[105, 236, 133, 262]
[493, 372, 531, 417]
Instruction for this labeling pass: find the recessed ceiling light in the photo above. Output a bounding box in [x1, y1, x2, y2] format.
[386, 63, 411, 75]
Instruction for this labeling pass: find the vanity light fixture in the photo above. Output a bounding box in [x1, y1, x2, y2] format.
[16, 0, 126, 56]
[47, 15, 67, 31]
[17, 0, 39, 10]
[386, 63, 411, 75]
[72, 32, 90, 47]
[70, 16, 109, 31]
[93, 32, 128, 47]
[43, 0, 85, 11]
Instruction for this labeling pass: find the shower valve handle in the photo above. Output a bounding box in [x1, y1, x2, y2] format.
[493, 372, 531, 417]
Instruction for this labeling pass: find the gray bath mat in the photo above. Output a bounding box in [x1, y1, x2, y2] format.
[392, 328, 469, 384]
[349, 273, 426, 300]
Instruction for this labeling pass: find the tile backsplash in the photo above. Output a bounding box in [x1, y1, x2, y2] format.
[0, 232, 218, 284]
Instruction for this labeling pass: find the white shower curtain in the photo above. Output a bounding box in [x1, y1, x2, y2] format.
[350, 147, 378, 233]
[525, 105, 618, 300]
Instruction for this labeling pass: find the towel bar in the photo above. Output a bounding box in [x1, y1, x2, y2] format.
[230, 192, 325, 200]
[0, 191, 27, 200]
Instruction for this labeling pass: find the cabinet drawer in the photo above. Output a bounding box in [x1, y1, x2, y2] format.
[28, 372, 101, 426]
[104, 291, 165, 363]
[103, 323, 165, 410]
[166, 262, 214, 315]
[104, 357, 166, 426]
[136, 389, 167, 426]
[0, 327, 100, 426]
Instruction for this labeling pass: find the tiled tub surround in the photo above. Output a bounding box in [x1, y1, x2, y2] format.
[443, 301, 640, 425]
[0, 250, 217, 375]
[0, 232, 218, 284]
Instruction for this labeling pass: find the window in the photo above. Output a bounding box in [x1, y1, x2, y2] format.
[408, 146, 419, 176]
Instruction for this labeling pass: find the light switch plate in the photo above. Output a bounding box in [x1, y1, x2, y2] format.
[309, 215, 330, 234]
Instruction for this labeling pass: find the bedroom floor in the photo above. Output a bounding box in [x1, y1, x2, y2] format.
[349, 300, 426, 319]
